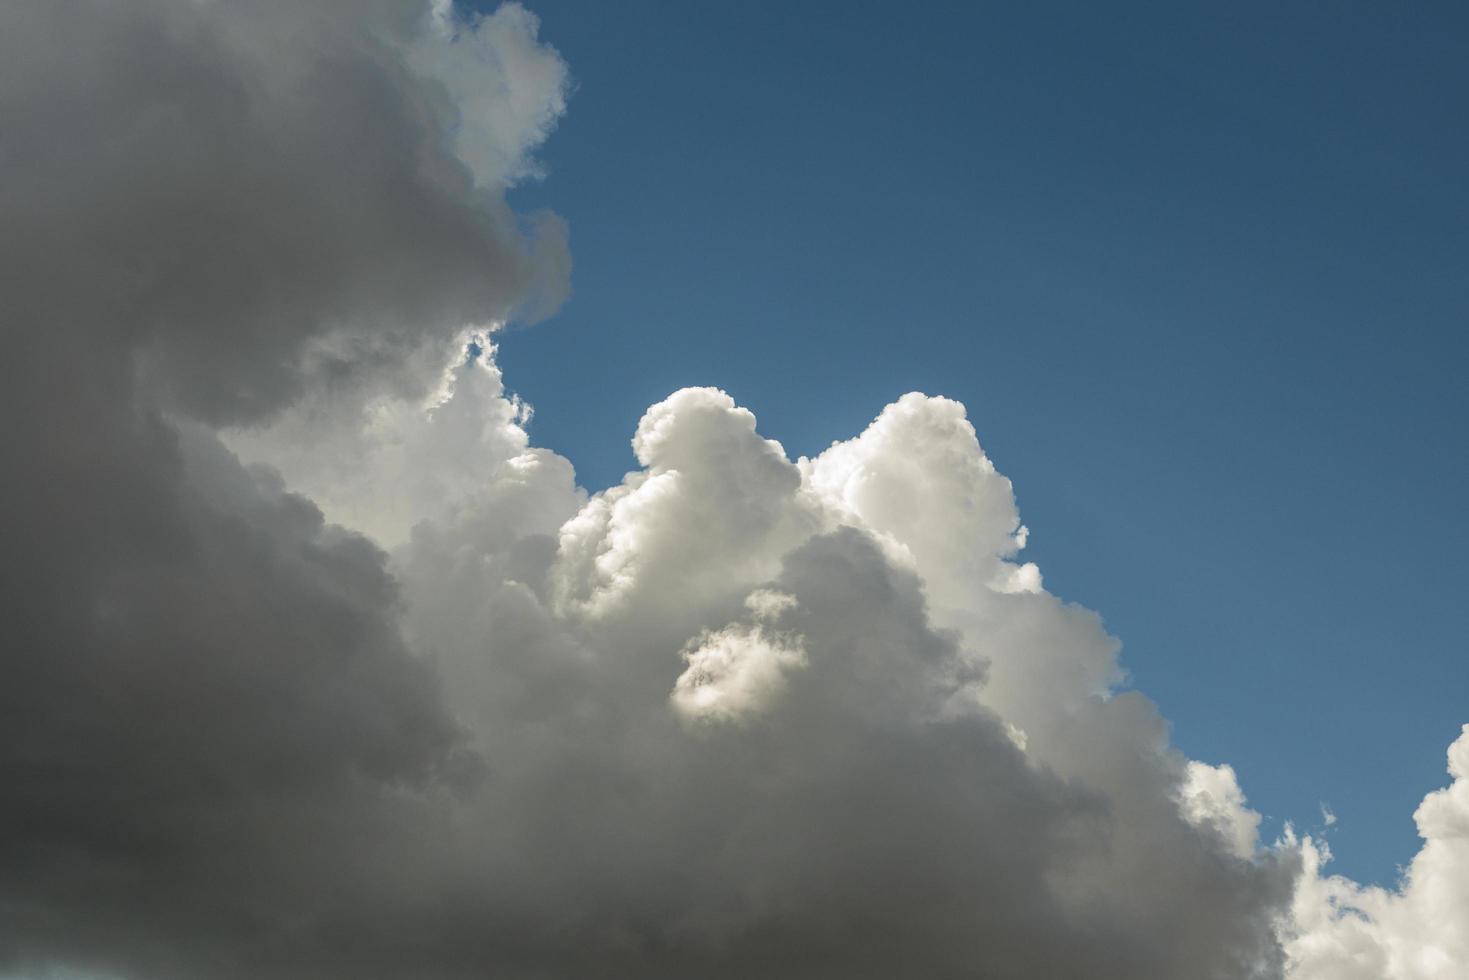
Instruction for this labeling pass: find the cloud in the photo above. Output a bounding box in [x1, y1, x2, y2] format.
[1284, 725, 1469, 980]
[0, 0, 567, 428]
[1181, 761, 1266, 861]
[137, 339, 1298, 979]
[1, 2, 1463, 979]
[408, 0, 570, 187]
[671, 589, 807, 723]
[0, 1, 564, 976]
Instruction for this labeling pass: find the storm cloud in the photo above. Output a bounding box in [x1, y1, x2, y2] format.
[1, 3, 1462, 979]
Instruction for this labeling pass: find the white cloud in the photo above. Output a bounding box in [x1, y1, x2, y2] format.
[671, 589, 808, 723]
[1284, 725, 1469, 980]
[551, 386, 820, 620]
[801, 392, 1035, 605]
[1181, 760, 1265, 860]
[225, 330, 575, 547]
[408, 0, 569, 187]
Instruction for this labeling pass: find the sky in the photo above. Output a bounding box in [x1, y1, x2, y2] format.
[2, 2, 1467, 979]
[494, 0, 1469, 888]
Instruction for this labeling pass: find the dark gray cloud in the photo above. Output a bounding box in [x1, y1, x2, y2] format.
[1, 3, 1320, 979]
[1, 0, 562, 426]
[0, 1, 558, 975]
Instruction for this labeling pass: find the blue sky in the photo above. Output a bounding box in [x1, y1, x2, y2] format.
[495, 0, 1468, 887]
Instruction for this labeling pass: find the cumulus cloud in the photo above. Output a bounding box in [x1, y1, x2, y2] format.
[2, 2, 1463, 979]
[1283, 725, 1469, 980]
[379, 369, 1288, 978]
[1181, 761, 1265, 862]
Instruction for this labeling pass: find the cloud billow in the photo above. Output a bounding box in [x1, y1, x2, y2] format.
[1, 3, 1463, 979]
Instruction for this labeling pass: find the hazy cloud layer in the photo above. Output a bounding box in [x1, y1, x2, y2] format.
[1, 3, 1463, 979]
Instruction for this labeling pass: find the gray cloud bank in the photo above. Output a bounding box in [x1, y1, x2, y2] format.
[1, 3, 1463, 979]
